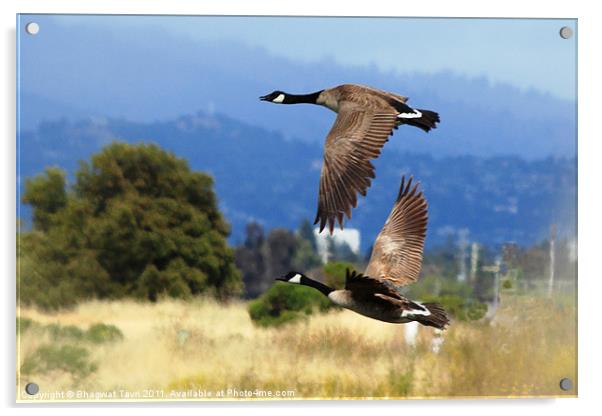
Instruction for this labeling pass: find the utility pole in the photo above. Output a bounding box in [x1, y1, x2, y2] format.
[470, 242, 479, 286]
[493, 256, 501, 312]
[482, 256, 501, 318]
[457, 229, 469, 282]
[502, 242, 518, 291]
[548, 224, 557, 298]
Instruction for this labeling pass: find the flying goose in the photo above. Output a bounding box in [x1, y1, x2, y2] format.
[260, 84, 440, 234]
[275, 176, 449, 329]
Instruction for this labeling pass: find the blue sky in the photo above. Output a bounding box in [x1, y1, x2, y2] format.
[50, 15, 577, 100]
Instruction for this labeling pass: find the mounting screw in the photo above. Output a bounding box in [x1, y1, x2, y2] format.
[559, 26, 573, 39]
[25, 382, 39, 395]
[25, 22, 40, 35]
[559, 378, 573, 391]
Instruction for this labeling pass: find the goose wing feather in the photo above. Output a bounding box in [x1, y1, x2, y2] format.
[314, 102, 398, 233]
[344, 269, 402, 300]
[364, 176, 428, 286]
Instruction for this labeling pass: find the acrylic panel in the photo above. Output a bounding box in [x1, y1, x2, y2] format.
[16, 15, 577, 401]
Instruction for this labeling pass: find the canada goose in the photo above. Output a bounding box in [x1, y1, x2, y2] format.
[275, 176, 449, 329]
[260, 84, 440, 233]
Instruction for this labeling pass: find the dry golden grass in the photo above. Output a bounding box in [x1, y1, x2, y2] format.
[17, 293, 577, 401]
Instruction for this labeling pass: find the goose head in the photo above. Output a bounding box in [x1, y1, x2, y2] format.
[259, 90, 287, 104]
[276, 271, 304, 284]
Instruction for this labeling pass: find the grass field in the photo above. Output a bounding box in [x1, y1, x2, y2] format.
[16, 292, 577, 401]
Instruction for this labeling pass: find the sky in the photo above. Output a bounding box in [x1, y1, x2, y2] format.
[49, 14, 577, 100]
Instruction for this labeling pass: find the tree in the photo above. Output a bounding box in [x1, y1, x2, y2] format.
[293, 219, 321, 271]
[322, 236, 359, 264]
[235, 222, 268, 299]
[236, 223, 323, 299]
[264, 228, 298, 278]
[19, 142, 242, 309]
[297, 219, 317, 251]
[292, 239, 322, 271]
[244, 221, 265, 250]
[22, 167, 67, 231]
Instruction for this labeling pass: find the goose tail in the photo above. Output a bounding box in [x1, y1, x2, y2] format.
[413, 302, 450, 330]
[400, 109, 440, 132]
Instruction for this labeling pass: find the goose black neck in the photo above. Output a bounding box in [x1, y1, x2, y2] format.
[300, 275, 334, 296]
[283, 90, 323, 104]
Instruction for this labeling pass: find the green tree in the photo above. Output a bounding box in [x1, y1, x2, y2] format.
[236, 223, 321, 299]
[22, 167, 67, 231]
[297, 219, 317, 251]
[292, 219, 321, 271]
[235, 222, 268, 299]
[19, 142, 242, 309]
[292, 238, 322, 271]
[264, 228, 298, 278]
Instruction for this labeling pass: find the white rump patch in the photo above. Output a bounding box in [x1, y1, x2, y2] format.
[397, 109, 423, 119]
[401, 302, 431, 317]
[272, 93, 285, 103]
[288, 273, 302, 284]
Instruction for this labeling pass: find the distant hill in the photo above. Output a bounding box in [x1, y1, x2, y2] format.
[18, 112, 576, 251]
[19, 21, 575, 159]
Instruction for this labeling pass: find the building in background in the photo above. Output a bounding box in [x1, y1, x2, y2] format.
[314, 228, 360, 264]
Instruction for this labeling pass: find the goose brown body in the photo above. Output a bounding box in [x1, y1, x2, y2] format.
[327, 290, 413, 324]
[260, 83, 440, 233]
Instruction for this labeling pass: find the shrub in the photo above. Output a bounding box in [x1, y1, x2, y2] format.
[21, 345, 97, 378]
[17, 318, 124, 344]
[466, 301, 488, 320]
[17, 317, 36, 333]
[248, 282, 334, 327]
[47, 323, 85, 341]
[322, 261, 354, 289]
[85, 323, 124, 344]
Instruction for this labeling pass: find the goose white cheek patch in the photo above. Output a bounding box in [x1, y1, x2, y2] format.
[288, 273, 302, 283]
[272, 94, 285, 103]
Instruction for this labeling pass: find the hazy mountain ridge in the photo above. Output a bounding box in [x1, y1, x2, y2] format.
[18, 112, 576, 251]
[19, 21, 575, 159]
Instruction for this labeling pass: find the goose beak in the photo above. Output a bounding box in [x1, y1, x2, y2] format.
[275, 275, 287, 281]
[259, 95, 270, 101]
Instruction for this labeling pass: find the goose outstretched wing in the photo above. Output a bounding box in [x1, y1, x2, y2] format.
[364, 176, 428, 286]
[314, 103, 398, 233]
